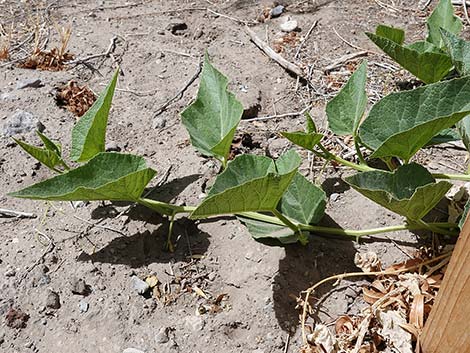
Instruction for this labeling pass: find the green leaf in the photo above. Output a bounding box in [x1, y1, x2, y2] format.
[425, 128, 461, 147]
[359, 76, 470, 161]
[345, 163, 452, 220]
[190, 151, 300, 219]
[426, 0, 462, 48]
[441, 28, 470, 75]
[459, 199, 470, 229]
[70, 69, 119, 163]
[9, 152, 156, 202]
[237, 217, 300, 244]
[457, 116, 470, 151]
[36, 130, 61, 156]
[366, 32, 453, 84]
[13, 137, 64, 172]
[181, 55, 243, 163]
[376, 24, 405, 45]
[326, 61, 367, 136]
[278, 172, 326, 225]
[281, 131, 323, 151]
[406, 41, 443, 54]
[281, 113, 323, 151]
[305, 112, 317, 133]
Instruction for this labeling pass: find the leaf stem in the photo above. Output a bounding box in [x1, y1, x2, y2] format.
[271, 209, 300, 233]
[354, 137, 368, 166]
[432, 172, 470, 181]
[317, 143, 374, 172]
[138, 198, 460, 238]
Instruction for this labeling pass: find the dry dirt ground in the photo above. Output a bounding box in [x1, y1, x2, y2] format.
[0, 1, 467, 353]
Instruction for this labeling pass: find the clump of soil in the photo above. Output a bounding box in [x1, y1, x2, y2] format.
[55, 81, 96, 117]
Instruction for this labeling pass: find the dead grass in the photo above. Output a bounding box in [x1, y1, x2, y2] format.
[19, 24, 73, 71]
[299, 248, 451, 353]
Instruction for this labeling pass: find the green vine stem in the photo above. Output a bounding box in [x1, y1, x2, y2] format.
[138, 197, 459, 239]
[316, 143, 470, 182]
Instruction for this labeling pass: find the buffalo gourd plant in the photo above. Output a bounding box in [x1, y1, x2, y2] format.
[8, 51, 470, 248]
[366, 0, 470, 153]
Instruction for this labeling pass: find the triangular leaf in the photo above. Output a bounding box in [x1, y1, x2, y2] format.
[281, 113, 323, 151]
[14, 137, 64, 172]
[36, 130, 62, 156]
[9, 152, 156, 202]
[441, 28, 470, 75]
[426, 0, 462, 48]
[366, 32, 453, 84]
[237, 217, 300, 244]
[278, 172, 326, 225]
[359, 76, 470, 161]
[305, 112, 317, 133]
[281, 131, 323, 151]
[326, 61, 367, 136]
[190, 151, 300, 219]
[181, 55, 243, 164]
[345, 163, 452, 220]
[376, 24, 405, 45]
[70, 69, 119, 162]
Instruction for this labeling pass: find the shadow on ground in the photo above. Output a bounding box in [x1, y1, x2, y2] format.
[78, 212, 210, 267]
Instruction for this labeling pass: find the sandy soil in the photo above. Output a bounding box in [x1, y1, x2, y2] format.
[0, 1, 466, 352]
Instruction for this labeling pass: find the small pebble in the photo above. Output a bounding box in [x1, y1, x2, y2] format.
[270, 5, 284, 17]
[131, 276, 150, 295]
[79, 300, 89, 313]
[4, 267, 16, 277]
[71, 278, 89, 295]
[152, 116, 167, 129]
[155, 327, 169, 344]
[106, 141, 121, 152]
[24, 341, 33, 349]
[330, 193, 339, 202]
[45, 290, 60, 309]
[184, 315, 205, 332]
[16, 78, 42, 90]
[280, 19, 298, 32]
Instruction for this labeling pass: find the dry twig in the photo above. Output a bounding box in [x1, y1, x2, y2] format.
[245, 25, 305, 78]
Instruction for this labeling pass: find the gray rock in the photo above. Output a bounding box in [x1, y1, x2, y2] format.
[184, 315, 205, 332]
[16, 78, 42, 89]
[330, 193, 339, 202]
[270, 5, 284, 17]
[152, 116, 167, 129]
[79, 300, 89, 313]
[155, 327, 169, 344]
[24, 341, 33, 348]
[131, 276, 150, 295]
[0, 331, 4, 345]
[71, 278, 88, 295]
[280, 19, 298, 32]
[45, 290, 60, 309]
[123, 349, 145, 353]
[2, 110, 44, 137]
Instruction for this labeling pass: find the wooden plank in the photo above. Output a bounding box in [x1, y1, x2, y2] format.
[421, 216, 470, 352]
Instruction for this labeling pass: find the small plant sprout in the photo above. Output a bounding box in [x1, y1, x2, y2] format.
[11, 39, 470, 249]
